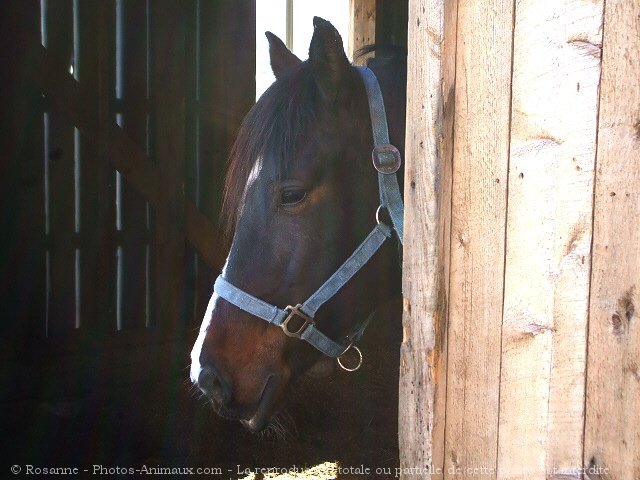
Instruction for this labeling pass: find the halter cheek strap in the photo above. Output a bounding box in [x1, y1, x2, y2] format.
[213, 66, 403, 365]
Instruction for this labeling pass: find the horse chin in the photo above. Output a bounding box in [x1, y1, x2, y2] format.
[240, 374, 282, 433]
[305, 357, 335, 378]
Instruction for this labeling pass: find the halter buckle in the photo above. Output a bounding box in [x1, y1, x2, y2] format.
[281, 304, 314, 338]
[372, 144, 402, 174]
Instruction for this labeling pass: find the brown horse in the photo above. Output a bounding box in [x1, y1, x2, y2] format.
[191, 17, 406, 432]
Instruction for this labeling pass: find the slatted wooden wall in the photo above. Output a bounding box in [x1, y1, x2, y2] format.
[1, 0, 255, 399]
[400, 0, 639, 479]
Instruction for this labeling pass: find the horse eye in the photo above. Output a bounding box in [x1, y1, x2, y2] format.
[281, 189, 307, 206]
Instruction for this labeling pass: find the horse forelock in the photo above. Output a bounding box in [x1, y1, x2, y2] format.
[221, 62, 318, 237]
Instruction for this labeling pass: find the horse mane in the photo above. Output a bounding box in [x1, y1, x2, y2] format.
[221, 46, 407, 237]
[221, 62, 317, 236]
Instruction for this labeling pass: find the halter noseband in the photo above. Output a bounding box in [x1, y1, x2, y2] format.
[213, 66, 404, 371]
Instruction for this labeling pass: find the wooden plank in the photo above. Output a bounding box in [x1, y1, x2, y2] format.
[149, 0, 187, 332]
[444, 0, 514, 476]
[117, 0, 151, 330]
[583, 1, 640, 479]
[497, 0, 604, 478]
[399, 0, 456, 477]
[76, 0, 116, 339]
[42, 0, 77, 337]
[434, 0, 456, 474]
[349, 0, 376, 64]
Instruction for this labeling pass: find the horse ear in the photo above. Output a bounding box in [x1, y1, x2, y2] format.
[266, 31, 301, 78]
[309, 16, 351, 103]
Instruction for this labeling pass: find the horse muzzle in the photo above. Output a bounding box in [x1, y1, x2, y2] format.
[195, 365, 283, 432]
[196, 366, 232, 411]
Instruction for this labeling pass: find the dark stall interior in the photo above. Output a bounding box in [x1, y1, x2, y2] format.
[0, 0, 407, 476]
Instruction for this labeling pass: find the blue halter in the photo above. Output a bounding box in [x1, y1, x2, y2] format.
[213, 66, 404, 370]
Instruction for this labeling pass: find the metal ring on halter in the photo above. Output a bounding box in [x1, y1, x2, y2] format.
[337, 345, 363, 372]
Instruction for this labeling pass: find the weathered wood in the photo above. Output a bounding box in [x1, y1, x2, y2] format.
[400, 0, 456, 477]
[349, 0, 376, 64]
[444, 0, 513, 476]
[497, 1, 604, 478]
[149, 1, 187, 332]
[584, 1, 640, 479]
[434, 0, 456, 475]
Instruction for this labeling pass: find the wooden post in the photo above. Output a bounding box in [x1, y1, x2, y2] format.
[349, 0, 376, 64]
[584, 1, 640, 478]
[399, 0, 456, 476]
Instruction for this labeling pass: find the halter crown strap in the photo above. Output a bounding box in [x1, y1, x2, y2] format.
[213, 67, 403, 361]
[356, 66, 404, 244]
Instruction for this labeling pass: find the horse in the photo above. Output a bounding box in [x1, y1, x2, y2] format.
[190, 17, 406, 434]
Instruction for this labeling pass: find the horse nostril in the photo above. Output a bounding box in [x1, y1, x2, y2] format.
[197, 366, 231, 406]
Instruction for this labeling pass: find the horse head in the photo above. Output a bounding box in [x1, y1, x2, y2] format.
[191, 17, 405, 432]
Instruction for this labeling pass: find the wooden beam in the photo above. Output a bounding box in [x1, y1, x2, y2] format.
[584, 1, 640, 478]
[497, 0, 604, 477]
[444, 0, 514, 476]
[399, 0, 456, 477]
[349, 0, 376, 64]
